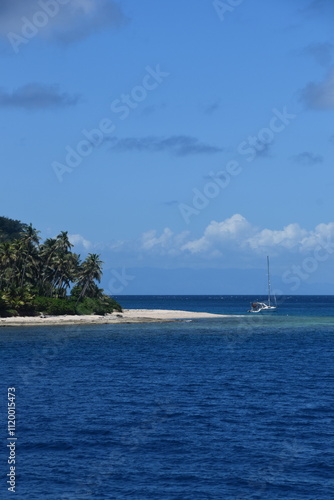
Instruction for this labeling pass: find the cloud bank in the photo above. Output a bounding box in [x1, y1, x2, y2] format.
[0, 83, 79, 109]
[1, 0, 127, 45]
[301, 42, 333, 67]
[109, 135, 224, 156]
[102, 214, 334, 268]
[301, 67, 334, 109]
[292, 151, 324, 165]
[305, 0, 334, 14]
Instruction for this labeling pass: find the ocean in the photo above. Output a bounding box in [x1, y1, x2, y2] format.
[1, 295, 334, 499]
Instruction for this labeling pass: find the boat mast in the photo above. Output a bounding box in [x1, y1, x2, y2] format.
[267, 255, 271, 306]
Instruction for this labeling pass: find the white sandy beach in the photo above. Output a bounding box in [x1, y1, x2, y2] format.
[0, 309, 231, 327]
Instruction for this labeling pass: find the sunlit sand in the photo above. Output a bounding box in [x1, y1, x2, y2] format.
[0, 309, 231, 327]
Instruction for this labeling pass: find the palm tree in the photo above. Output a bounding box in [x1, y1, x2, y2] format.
[39, 238, 59, 296]
[0, 241, 21, 291]
[39, 233, 76, 297]
[53, 252, 79, 298]
[75, 253, 103, 303]
[19, 224, 40, 288]
[55, 231, 73, 254]
[0, 242, 14, 290]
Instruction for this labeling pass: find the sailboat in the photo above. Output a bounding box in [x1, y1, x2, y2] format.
[248, 256, 277, 313]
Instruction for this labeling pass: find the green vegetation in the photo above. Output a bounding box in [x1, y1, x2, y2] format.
[0, 216, 27, 243]
[0, 216, 122, 317]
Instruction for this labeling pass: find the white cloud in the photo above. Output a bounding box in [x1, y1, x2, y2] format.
[141, 228, 173, 250]
[181, 214, 253, 255]
[299, 222, 334, 252]
[69, 233, 92, 250]
[247, 223, 308, 251]
[140, 228, 190, 256]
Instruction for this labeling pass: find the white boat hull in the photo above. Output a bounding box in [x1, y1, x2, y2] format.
[248, 302, 277, 313]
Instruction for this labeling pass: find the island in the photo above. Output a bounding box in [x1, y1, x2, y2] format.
[0, 216, 122, 318]
[0, 216, 230, 326]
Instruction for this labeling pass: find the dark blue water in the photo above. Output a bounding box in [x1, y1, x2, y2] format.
[1, 296, 334, 499]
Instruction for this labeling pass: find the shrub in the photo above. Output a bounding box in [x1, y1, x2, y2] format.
[33, 297, 76, 315]
[5, 309, 19, 317]
[75, 295, 122, 315]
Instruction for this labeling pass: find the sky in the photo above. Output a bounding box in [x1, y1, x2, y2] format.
[0, 0, 334, 295]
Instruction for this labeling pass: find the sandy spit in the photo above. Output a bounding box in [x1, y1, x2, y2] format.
[0, 309, 232, 327]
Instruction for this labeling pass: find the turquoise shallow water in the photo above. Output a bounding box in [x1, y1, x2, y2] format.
[0, 295, 334, 499]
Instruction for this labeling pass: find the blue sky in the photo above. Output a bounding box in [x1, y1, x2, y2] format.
[1, 0, 334, 294]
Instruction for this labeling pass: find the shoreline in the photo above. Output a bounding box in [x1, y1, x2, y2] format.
[0, 309, 232, 327]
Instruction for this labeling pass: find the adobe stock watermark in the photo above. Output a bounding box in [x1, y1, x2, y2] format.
[213, 0, 245, 22]
[52, 64, 170, 183]
[178, 106, 296, 224]
[107, 268, 135, 294]
[7, 0, 71, 54]
[281, 235, 334, 292]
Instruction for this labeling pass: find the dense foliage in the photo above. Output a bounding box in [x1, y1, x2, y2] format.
[0, 218, 122, 317]
[0, 216, 27, 243]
